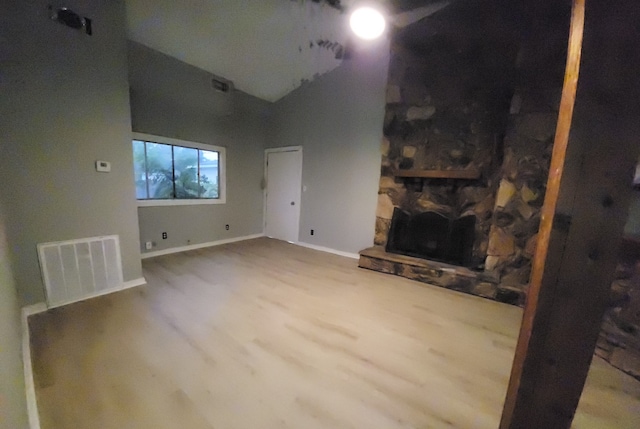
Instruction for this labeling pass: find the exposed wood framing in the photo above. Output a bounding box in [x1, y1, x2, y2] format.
[500, 0, 640, 427]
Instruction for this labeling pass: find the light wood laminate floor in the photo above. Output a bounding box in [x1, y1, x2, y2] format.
[30, 238, 640, 428]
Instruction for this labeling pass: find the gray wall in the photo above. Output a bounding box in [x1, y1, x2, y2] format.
[129, 43, 270, 252]
[0, 0, 143, 304]
[0, 204, 28, 429]
[266, 41, 390, 254]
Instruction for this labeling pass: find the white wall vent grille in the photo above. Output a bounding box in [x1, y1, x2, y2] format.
[37, 235, 123, 308]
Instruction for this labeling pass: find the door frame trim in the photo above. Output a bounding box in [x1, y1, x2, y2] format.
[263, 146, 303, 241]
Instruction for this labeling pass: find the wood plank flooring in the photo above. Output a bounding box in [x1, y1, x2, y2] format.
[30, 238, 640, 428]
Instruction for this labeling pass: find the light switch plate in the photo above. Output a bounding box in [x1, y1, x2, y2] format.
[96, 160, 111, 173]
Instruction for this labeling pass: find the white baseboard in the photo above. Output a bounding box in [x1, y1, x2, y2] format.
[141, 233, 265, 259]
[23, 303, 47, 317]
[22, 304, 46, 429]
[121, 277, 147, 290]
[295, 241, 360, 260]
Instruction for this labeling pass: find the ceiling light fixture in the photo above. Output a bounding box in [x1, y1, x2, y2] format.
[350, 7, 386, 40]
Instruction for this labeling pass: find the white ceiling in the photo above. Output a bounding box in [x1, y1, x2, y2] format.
[125, 0, 353, 102]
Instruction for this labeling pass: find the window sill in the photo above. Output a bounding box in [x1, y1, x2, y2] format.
[137, 198, 226, 207]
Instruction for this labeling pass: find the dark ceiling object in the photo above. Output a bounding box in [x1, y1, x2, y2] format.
[388, 0, 449, 13]
[49, 6, 92, 35]
[310, 0, 344, 12]
[334, 43, 351, 60]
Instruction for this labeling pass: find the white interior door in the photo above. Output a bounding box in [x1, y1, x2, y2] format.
[265, 148, 302, 243]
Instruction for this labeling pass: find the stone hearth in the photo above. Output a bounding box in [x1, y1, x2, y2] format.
[359, 246, 524, 305]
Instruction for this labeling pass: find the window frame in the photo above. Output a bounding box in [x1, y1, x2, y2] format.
[132, 132, 226, 207]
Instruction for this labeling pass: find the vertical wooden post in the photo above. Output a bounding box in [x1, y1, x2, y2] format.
[500, 0, 640, 427]
[501, 2, 586, 424]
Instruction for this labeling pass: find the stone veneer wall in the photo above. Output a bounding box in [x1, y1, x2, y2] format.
[375, 1, 521, 269]
[484, 88, 559, 287]
[484, 5, 570, 289]
[374, 1, 571, 298]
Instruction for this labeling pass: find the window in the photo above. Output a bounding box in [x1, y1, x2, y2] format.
[132, 133, 225, 206]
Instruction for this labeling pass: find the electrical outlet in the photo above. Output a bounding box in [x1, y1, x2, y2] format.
[145, 241, 152, 250]
[225, 224, 230, 230]
[162, 232, 167, 239]
[310, 229, 314, 236]
[95, 160, 111, 172]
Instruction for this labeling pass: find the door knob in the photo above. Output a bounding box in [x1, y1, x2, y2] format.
[291, 201, 295, 206]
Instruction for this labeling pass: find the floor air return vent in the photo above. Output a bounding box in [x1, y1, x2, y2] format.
[38, 235, 123, 308]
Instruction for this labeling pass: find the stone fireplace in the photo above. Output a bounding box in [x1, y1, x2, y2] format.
[359, 1, 568, 306]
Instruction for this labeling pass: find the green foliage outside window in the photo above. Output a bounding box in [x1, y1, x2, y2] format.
[133, 140, 219, 200]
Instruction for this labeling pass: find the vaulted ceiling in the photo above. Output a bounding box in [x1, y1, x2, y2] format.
[125, 0, 449, 102]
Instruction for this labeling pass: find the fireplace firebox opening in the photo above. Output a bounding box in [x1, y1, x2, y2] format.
[386, 208, 476, 267]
